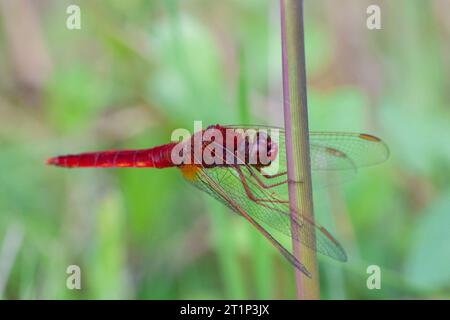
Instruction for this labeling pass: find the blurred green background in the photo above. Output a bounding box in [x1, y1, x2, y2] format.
[0, 0, 449, 299]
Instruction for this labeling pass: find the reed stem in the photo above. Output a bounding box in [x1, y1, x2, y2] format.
[279, 0, 320, 299]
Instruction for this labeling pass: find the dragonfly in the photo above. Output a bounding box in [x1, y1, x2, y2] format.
[47, 124, 389, 277]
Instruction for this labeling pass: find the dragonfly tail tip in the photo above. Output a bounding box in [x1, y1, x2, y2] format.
[46, 157, 58, 166]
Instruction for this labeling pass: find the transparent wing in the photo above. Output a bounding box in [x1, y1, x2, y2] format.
[181, 140, 348, 265]
[180, 126, 389, 272]
[187, 165, 313, 277]
[223, 125, 390, 171]
[309, 132, 390, 170]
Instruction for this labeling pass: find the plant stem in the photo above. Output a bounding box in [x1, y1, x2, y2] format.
[279, 0, 320, 299]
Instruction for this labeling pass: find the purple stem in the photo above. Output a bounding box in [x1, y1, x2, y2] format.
[279, 0, 319, 299]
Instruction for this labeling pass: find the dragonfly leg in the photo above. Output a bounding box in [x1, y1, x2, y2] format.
[234, 166, 288, 204]
[246, 166, 288, 189]
[250, 167, 304, 189]
[234, 166, 307, 227]
[256, 168, 288, 179]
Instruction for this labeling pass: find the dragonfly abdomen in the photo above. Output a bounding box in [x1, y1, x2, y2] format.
[47, 143, 177, 168]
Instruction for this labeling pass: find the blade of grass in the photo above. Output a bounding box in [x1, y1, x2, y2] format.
[279, 0, 320, 299]
[90, 194, 127, 299]
[164, 0, 247, 298]
[238, 47, 251, 124]
[238, 45, 273, 299]
[0, 223, 24, 298]
[209, 199, 247, 299]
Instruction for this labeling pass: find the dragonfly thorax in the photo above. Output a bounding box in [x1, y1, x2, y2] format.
[171, 125, 280, 168]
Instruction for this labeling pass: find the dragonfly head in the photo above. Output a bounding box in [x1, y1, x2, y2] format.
[249, 131, 279, 167]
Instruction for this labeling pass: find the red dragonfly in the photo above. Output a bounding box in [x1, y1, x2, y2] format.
[47, 124, 389, 277]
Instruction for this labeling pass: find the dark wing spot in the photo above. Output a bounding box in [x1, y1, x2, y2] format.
[359, 133, 381, 142]
[325, 147, 347, 158]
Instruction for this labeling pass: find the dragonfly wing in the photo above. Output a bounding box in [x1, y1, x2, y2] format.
[181, 141, 348, 263]
[186, 166, 312, 277]
[222, 125, 388, 188]
[222, 125, 390, 170]
[309, 132, 390, 169]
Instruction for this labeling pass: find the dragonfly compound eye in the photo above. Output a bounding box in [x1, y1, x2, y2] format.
[247, 132, 274, 166]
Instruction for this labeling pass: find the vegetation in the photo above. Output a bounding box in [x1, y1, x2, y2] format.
[0, 0, 449, 299]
